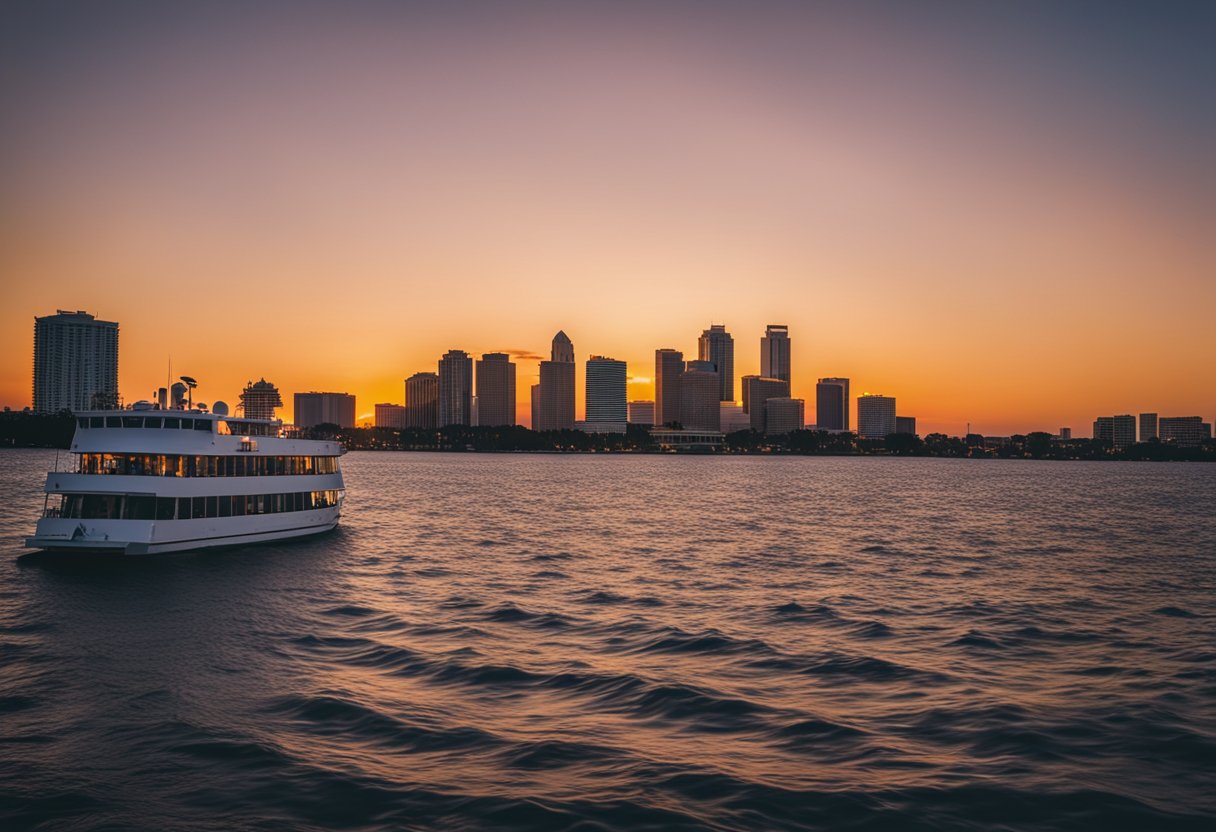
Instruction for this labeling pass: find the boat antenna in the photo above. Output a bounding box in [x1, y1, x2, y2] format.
[180, 376, 198, 411]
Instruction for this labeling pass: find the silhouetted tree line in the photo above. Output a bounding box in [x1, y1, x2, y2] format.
[3, 412, 1211, 460]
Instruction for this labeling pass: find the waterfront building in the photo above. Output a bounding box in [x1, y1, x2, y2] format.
[475, 353, 516, 427]
[33, 310, 119, 413]
[239, 378, 282, 421]
[698, 324, 735, 402]
[1093, 416, 1114, 445]
[678, 361, 721, 431]
[760, 324, 791, 386]
[1139, 412, 1158, 442]
[374, 403, 407, 429]
[575, 420, 626, 434]
[816, 377, 850, 431]
[586, 356, 627, 424]
[743, 376, 789, 431]
[1112, 415, 1136, 449]
[719, 402, 750, 433]
[294, 392, 355, 429]
[857, 394, 897, 438]
[535, 332, 575, 431]
[405, 372, 438, 429]
[896, 416, 917, 435]
[1059, 427, 1072, 440]
[649, 428, 724, 451]
[764, 397, 805, 436]
[530, 384, 541, 429]
[628, 400, 655, 425]
[654, 349, 685, 427]
[1159, 416, 1212, 447]
[438, 350, 474, 426]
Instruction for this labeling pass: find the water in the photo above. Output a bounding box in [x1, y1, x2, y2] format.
[1, 450, 1214, 831]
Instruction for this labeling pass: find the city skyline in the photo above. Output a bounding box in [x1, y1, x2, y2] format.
[2, 3, 1214, 435]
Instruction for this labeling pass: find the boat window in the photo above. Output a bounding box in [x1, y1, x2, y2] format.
[106, 416, 122, 428]
[77, 417, 88, 429]
[123, 417, 143, 428]
[180, 419, 193, 430]
[164, 417, 180, 429]
[90, 417, 103, 428]
[156, 498, 175, 520]
[144, 417, 163, 429]
[194, 420, 212, 432]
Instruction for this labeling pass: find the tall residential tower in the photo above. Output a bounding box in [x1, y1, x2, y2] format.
[33, 310, 119, 412]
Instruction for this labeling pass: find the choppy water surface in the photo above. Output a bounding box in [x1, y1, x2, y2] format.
[1, 450, 1214, 831]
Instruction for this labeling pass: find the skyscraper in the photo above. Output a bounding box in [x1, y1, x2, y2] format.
[33, 310, 119, 412]
[1112, 415, 1136, 449]
[585, 356, 627, 424]
[760, 325, 791, 387]
[698, 324, 734, 402]
[535, 331, 575, 431]
[816, 377, 850, 431]
[239, 378, 283, 421]
[294, 392, 356, 428]
[678, 361, 721, 431]
[475, 353, 516, 427]
[857, 394, 897, 438]
[1139, 412, 1158, 442]
[743, 376, 790, 431]
[438, 350, 473, 426]
[654, 349, 685, 427]
[405, 372, 439, 429]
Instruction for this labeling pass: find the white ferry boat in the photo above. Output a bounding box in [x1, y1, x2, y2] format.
[25, 406, 345, 555]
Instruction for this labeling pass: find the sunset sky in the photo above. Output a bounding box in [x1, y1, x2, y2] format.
[2, 1, 1213, 434]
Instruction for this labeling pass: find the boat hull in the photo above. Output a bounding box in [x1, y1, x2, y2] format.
[24, 508, 340, 555]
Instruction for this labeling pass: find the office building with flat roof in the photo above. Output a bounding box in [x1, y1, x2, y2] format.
[1139, 412, 1158, 442]
[743, 375, 789, 431]
[720, 402, 750, 433]
[1159, 416, 1211, 447]
[33, 309, 119, 412]
[895, 416, 917, 435]
[475, 353, 516, 427]
[1112, 415, 1136, 449]
[405, 372, 439, 429]
[654, 349, 685, 427]
[586, 356, 627, 424]
[628, 400, 655, 425]
[375, 403, 407, 429]
[816, 377, 850, 431]
[764, 397, 804, 436]
[294, 392, 355, 429]
[760, 324, 791, 386]
[698, 324, 734, 402]
[438, 350, 474, 426]
[678, 361, 720, 432]
[857, 394, 896, 438]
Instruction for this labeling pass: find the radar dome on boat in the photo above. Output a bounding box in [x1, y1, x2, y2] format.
[212, 401, 230, 416]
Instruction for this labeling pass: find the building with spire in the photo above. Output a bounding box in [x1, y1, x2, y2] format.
[698, 324, 734, 402]
[534, 331, 575, 431]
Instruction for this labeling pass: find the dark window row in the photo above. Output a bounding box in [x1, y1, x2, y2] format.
[54, 490, 343, 520]
[77, 453, 340, 477]
[77, 416, 278, 436]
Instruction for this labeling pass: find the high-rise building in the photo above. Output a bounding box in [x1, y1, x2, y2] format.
[654, 349, 685, 427]
[857, 394, 896, 438]
[628, 400, 655, 425]
[1058, 427, 1072, 441]
[760, 325, 791, 387]
[1112, 415, 1136, 449]
[743, 376, 789, 431]
[678, 361, 720, 431]
[33, 310, 119, 412]
[895, 416, 917, 435]
[475, 353, 516, 427]
[1093, 416, 1114, 445]
[535, 332, 575, 431]
[1159, 416, 1212, 447]
[816, 377, 850, 431]
[1139, 412, 1158, 442]
[698, 324, 734, 402]
[764, 397, 804, 435]
[530, 384, 541, 429]
[375, 403, 407, 429]
[294, 392, 355, 428]
[239, 378, 282, 421]
[438, 350, 474, 426]
[585, 356, 627, 424]
[405, 372, 439, 429]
